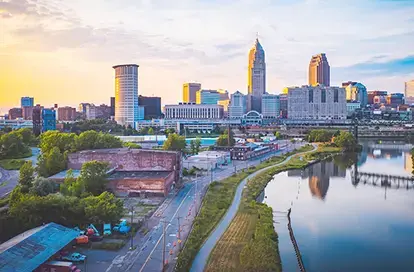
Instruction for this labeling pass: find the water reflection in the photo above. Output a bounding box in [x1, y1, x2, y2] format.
[288, 161, 346, 200]
[263, 142, 414, 272]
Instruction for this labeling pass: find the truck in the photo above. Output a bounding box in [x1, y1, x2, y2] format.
[36, 261, 81, 272]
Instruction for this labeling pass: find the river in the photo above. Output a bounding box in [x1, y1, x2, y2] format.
[263, 141, 414, 272]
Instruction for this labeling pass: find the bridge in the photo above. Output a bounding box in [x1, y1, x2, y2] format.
[351, 170, 414, 190]
[367, 144, 413, 151]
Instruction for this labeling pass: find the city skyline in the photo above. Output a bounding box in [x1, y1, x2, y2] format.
[1, 0, 414, 113]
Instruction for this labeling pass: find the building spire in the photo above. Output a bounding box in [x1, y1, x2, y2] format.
[256, 32, 259, 40]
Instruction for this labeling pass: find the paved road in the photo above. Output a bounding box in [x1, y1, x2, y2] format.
[97, 141, 293, 272]
[190, 144, 316, 272]
[0, 147, 40, 198]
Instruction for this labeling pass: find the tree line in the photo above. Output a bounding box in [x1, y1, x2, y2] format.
[0, 128, 36, 160]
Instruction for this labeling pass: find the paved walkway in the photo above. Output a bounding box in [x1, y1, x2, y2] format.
[190, 144, 317, 272]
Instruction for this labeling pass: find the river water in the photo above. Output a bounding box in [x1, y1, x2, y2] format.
[263, 142, 414, 272]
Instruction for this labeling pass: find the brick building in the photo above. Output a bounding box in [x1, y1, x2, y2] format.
[58, 106, 76, 121]
[67, 148, 182, 196]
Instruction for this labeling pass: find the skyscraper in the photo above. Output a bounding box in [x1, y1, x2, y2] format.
[21, 97, 34, 107]
[183, 83, 201, 103]
[309, 53, 330, 87]
[248, 38, 266, 112]
[113, 64, 140, 127]
[405, 80, 414, 104]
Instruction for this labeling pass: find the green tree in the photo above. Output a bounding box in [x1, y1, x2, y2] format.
[0, 131, 30, 159]
[15, 128, 36, 146]
[37, 146, 66, 177]
[164, 128, 176, 136]
[123, 142, 142, 149]
[216, 129, 235, 147]
[39, 131, 76, 154]
[78, 161, 109, 195]
[333, 131, 357, 150]
[18, 161, 35, 193]
[148, 127, 154, 135]
[60, 169, 85, 197]
[81, 192, 124, 224]
[30, 177, 55, 196]
[163, 133, 186, 151]
[307, 129, 334, 143]
[274, 131, 281, 138]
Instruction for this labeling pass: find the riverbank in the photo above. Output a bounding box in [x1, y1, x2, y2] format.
[175, 144, 315, 272]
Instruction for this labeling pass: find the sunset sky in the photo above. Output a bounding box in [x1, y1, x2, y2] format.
[1, 0, 414, 113]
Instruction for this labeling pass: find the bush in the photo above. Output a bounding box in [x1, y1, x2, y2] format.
[0, 159, 26, 170]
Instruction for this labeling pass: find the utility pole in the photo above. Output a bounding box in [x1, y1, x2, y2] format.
[130, 206, 134, 250]
[177, 216, 182, 250]
[195, 174, 198, 212]
[162, 220, 167, 272]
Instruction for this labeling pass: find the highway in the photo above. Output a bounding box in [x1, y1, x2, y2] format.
[103, 140, 295, 272]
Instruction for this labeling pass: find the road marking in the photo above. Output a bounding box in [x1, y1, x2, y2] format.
[137, 184, 194, 272]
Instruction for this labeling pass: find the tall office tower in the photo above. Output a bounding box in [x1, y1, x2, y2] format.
[113, 64, 140, 127]
[309, 53, 330, 87]
[248, 38, 266, 112]
[183, 83, 201, 103]
[42, 108, 56, 132]
[21, 97, 34, 107]
[405, 80, 414, 104]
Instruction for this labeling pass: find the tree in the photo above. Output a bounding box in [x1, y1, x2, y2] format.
[333, 131, 357, 150]
[30, 177, 55, 196]
[411, 148, 414, 175]
[39, 131, 76, 154]
[78, 161, 109, 195]
[148, 127, 154, 135]
[81, 192, 124, 224]
[164, 128, 175, 136]
[60, 169, 85, 197]
[123, 142, 142, 149]
[37, 146, 66, 177]
[190, 140, 196, 155]
[15, 128, 36, 146]
[274, 131, 281, 139]
[0, 131, 30, 159]
[307, 129, 334, 143]
[18, 161, 35, 193]
[216, 129, 235, 147]
[163, 133, 186, 151]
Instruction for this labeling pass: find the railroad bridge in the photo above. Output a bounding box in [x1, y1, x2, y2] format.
[351, 170, 414, 190]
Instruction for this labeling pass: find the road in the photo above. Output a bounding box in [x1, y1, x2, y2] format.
[99, 140, 296, 272]
[190, 143, 316, 272]
[0, 147, 40, 198]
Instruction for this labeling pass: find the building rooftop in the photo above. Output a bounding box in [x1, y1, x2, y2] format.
[48, 169, 81, 180]
[108, 171, 172, 180]
[71, 148, 179, 155]
[0, 222, 79, 272]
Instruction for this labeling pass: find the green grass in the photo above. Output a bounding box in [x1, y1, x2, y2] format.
[0, 159, 26, 170]
[0, 196, 9, 208]
[175, 144, 315, 272]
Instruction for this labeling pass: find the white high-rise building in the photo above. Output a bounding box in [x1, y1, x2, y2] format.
[261, 94, 280, 119]
[113, 64, 140, 127]
[248, 38, 266, 112]
[228, 91, 246, 119]
[287, 85, 346, 120]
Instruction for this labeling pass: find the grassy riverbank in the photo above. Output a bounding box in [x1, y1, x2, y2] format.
[205, 146, 318, 272]
[175, 144, 314, 272]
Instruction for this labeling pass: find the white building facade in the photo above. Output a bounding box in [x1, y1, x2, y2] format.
[164, 103, 224, 119]
[261, 94, 280, 119]
[113, 64, 140, 127]
[228, 91, 246, 119]
[287, 85, 347, 120]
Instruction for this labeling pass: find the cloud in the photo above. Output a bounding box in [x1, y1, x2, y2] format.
[344, 56, 414, 76]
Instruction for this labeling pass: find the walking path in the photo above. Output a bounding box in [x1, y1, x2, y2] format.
[190, 144, 317, 272]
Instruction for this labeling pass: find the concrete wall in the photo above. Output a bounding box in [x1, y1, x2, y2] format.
[107, 172, 175, 197]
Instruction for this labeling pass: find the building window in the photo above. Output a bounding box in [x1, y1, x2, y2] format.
[321, 90, 326, 103]
[309, 90, 313, 103]
[334, 89, 339, 102]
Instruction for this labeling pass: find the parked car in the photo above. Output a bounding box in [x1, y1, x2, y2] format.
[60, 253, 86, 263]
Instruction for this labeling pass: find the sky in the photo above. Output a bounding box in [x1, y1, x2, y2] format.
[1, 0, 414, 113]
